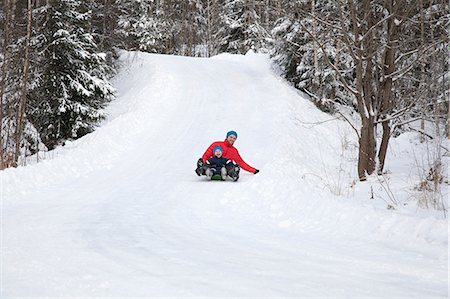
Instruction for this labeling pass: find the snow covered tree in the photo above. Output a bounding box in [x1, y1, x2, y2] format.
[178, 0, 207, 56]
[216, 0, 270, 54]
[86, 0, 120, 67]
[116, 0, 171, 53]
[271, 0, 448, 181]
[271, 1, 354, 113]
[29, 0, 115, 149]
[14, 0, 33, 163]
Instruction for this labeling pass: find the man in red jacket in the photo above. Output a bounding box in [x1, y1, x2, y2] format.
[195, 130, 259, 181]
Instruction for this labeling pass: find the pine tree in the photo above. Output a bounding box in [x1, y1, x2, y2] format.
[271, 1, 354, 112]
[116, 0, 170, 53]
[217, 0, 270, 54]
[29, 0, 115, 149]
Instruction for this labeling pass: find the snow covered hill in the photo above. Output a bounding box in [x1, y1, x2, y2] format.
[2, 52, 448, 297]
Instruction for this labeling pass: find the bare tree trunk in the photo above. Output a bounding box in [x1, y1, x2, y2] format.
[0, 0, 12, 169]
[378, 0, 400, 174]
[358, 118, 376, 181]
[349, 0, 376, 180]
[312, 0, 318, 71]
[429, 0, 444, 209]
[0, 0, 17, 169]
[206, 0, 212, 57]
[448, 95, 450, 139]
[263, 0, 269, 27]
[356, 71, 376, 180]
[14, 0, 33, 165]
[363, 0, 377, 175]
[419, 0, 426, 143]
[188, 3, 194, 57]
[312, 0, 320, 98]
[181, 2, 186, 56]
[277, 0, 282, 18]
[100, 0, 109, 50]
[45, 0, 50, 23]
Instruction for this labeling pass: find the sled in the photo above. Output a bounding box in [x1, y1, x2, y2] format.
[210, 174, 225, 181]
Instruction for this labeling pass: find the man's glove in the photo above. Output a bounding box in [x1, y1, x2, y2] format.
[254, 169, 259, 174]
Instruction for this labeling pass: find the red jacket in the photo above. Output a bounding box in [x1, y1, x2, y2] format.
[202, 139, 256, 173]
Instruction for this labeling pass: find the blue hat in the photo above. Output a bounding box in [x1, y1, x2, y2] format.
[226, 130, 238, 138]
[213, 145, 223, 153]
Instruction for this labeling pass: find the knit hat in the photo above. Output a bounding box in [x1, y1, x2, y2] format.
[226, 130, 238, 138]
[213, 145, 223, 153]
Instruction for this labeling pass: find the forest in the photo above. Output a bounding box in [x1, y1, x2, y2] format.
[0, 0, 448, 183]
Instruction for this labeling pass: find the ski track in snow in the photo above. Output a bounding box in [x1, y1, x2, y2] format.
[1, 52, 448, 297]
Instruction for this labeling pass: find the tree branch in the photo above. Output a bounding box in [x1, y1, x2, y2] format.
[338, 111, 360, 138]
[296, 20, 359, 96]
[376, 103, 415, 124]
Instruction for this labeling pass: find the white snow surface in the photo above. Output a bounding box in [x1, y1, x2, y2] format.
[1, 52, 448, 298]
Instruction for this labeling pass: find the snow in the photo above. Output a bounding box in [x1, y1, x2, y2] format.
[1, 51, 448, 297]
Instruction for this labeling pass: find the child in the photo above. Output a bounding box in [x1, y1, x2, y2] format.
[205, 146, 229, 180]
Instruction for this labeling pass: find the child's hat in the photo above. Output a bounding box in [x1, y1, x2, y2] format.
[213, 145, 223, 153]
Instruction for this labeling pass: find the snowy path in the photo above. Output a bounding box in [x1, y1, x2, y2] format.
[2, 52, 448, 297]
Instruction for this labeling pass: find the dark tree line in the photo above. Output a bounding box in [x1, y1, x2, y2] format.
[0, 0, 448, 188]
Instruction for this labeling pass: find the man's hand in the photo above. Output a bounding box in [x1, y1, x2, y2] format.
[254, 169, 259, 174]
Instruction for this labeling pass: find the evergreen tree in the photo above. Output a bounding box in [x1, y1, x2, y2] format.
[116, 0, 170, 53]
[217, 0, 270, 54]
[270, 1, 354, 112]
[29, 0, 115, 149]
